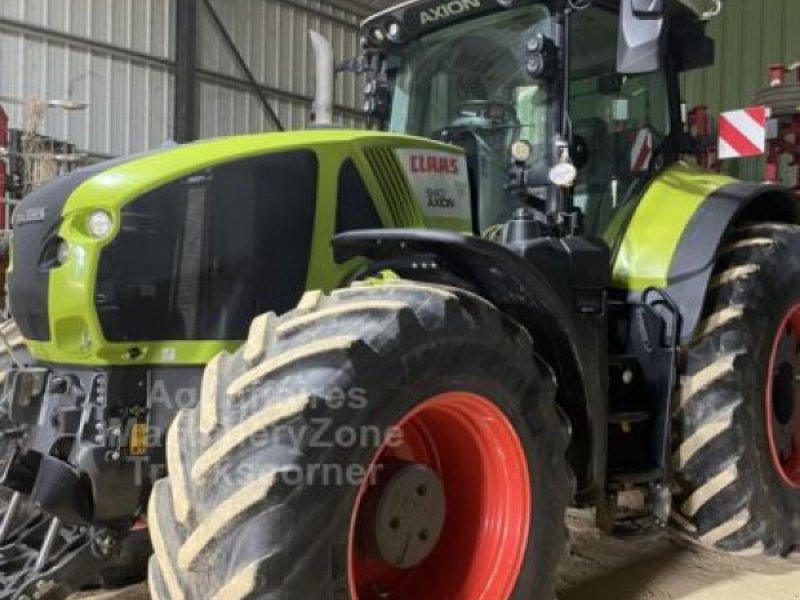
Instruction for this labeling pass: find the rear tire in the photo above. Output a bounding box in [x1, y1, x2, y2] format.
[148, 281, 569, 599]
[672, 223, 800, 556]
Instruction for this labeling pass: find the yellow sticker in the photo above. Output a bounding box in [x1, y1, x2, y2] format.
[129, 423, 148, 456]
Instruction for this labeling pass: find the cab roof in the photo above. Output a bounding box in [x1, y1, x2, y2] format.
[363, 0, 720, 27]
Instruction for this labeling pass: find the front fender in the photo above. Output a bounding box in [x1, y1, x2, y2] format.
[334, 229, 570, 322]
[334, 229, 609, 503]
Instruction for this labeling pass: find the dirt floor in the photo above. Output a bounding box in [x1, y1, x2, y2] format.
[73, 510, 800, 600]
[559, 510, 800, 600]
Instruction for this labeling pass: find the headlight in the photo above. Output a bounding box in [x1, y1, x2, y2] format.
[87, 210, 114, 239]
[386, 22, 402, 42]
[511, 140, 533, 164]
[549, 148, 578, 188]
[371, 27, 385, 43]
[549, 162, 578, 188]
[56, 240, 70, 264]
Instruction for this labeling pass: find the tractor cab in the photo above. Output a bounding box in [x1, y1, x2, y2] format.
[360, 0, 714, 239]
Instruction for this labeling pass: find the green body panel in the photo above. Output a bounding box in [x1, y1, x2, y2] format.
[609, 163, 736, 290]
[27, 130, 466, 366]
[27, 127, 739, 366]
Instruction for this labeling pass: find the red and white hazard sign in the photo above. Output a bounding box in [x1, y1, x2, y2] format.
[631, 128, 654, 173]
[718, 107, 768, 159]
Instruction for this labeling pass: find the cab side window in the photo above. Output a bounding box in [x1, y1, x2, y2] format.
[569, 6, 672, 236]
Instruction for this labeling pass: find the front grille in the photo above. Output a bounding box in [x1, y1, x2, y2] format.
[363, 147, 420, 227]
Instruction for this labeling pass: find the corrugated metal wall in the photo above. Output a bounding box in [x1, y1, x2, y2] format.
[682, 0, 800, 113]
[196, 0, 364, 138]
[0, 0, 364, 158]
[0, 0, 175, 157]
[682, 0, 800, 178]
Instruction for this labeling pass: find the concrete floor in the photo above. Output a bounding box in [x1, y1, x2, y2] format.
[73, 510, 800, 600]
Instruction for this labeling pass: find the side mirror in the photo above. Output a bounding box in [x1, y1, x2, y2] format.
[617, 0, 665, 74]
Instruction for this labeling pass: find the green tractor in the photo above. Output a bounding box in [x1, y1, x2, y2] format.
[3, 0, 800, 598]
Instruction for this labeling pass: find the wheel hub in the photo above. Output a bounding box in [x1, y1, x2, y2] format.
[767, 304, 800, 487]
[361, 463, 446, 569]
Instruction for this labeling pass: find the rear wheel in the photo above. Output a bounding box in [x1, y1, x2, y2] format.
[672, 223, 800, 556]
[149, 281, 569, 599]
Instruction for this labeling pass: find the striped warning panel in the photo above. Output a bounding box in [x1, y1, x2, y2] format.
[718, 107, 768, 160]
[631, 128, 654, 173]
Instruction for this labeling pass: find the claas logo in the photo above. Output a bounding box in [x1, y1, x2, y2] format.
[410, 154, 460, 175]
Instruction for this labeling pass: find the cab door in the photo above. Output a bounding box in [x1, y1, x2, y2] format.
[568, 5, 677, 246]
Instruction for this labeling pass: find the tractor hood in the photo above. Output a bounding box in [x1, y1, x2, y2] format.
[8, 130, 467, 366]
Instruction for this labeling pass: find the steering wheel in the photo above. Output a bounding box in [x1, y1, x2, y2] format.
[449, 99, 520, 130]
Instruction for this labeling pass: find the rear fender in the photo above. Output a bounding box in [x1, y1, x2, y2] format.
[334, 229, 608, 503]
[610, 163, 800, 343]
[666, 182, 799, 342]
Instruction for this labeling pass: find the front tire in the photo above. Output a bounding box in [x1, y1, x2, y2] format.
[0, 319, 29, 519]
[672, 223, 800, 556]
[148, 281, 569, 599]
[0, 318, 28, 466]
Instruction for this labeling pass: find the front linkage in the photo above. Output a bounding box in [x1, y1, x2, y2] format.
[0, 364, 160, 598]
[0, 505, 126, 600]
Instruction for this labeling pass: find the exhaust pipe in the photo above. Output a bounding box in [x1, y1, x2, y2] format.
[309, 31, 335, 127]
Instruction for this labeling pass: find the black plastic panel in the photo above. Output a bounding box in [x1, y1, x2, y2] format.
[9, 162, 112, 340]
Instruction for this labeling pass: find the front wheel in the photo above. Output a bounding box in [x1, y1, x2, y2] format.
[0, 318, 30, 525]
[148, 281, 569, 599]
[672, 223, 800, 556]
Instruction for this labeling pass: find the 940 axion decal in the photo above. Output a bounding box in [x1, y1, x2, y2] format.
[394, 148, 472, 222]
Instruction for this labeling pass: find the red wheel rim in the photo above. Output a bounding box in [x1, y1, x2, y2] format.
[348, 391, 532, 600]
[766, 304, 800, 487]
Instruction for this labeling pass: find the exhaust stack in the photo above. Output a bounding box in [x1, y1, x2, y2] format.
[309, 31, 335, 126]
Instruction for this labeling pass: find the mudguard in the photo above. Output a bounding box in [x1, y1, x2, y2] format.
[334, 228, 609, 503]
[610, 164, 800, 342]
[667, 182, 799, 341]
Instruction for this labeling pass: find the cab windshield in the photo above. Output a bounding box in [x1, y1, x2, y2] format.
[388, 4, 554, 231]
